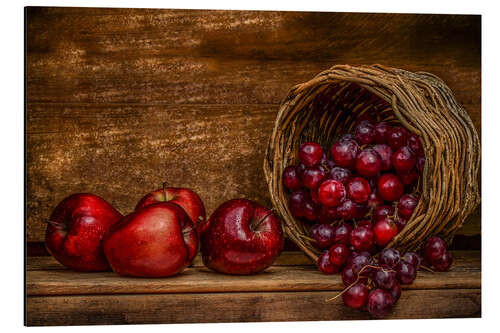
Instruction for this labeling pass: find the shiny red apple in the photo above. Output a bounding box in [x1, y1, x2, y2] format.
[103, 202, 198, 277]
[135, 183, 207, 233]
[201, 199, 284, 275]
[45, 193, 123, 271]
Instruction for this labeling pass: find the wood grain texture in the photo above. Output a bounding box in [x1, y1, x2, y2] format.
[26, 251, 316, 270]
[26, 9, 481, 104]
[26, 104, 277, 241]
[26, 7, 481, 242]
[26, 251, 480, 296]
[26, 289, 481, 326]
[25, 250, 481, 325]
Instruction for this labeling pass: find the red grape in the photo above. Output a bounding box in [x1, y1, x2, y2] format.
[329, 243, 351, 266]
[310, 188, 321, 205]
[336, 198, 358, 220]
[395, 214, 408, 232]
[346, 177, 371, 203]
[320, 151, 336, 170]
[341, 264, 358, 286]
[373, 218, 398, 246]
[343, 282, 369, 309]
[318, 205, 339, 224]
[424, 236, 446, 262]
[331, 139, 360, 169]
[349, 251, 376, 276]
[288, 189, 308, 219]
[367, 190, 384, 209]
[392, 146, 417, 173]
[416, 156, 426, 173]
[374, 122, 392, 144]
[334, 223, 353, 245]
[318, 179, 346, 207]
[299, 142, 323, 167]
[398, 169, 419, 186]
[372, 144, 394, 171]
[398, 194, 419, 218]
[374, 268, 397, 290]
[387, 126, 409, 150]
[302, 199, 321, 222]
[402, 252, 421, 269]
[408, 133, 424, 156]
[356, 149, 382, 177]
[388, 281, 402, 302]
[328, 166, 352, 185]
[432, 251, 453, 272]
[317, 251, 340, 274]
[373, 205, 395, 222]
[379, 248, 401, 269]
[310, 223, 336, 249]
[355, 120, 376, 145]
[350, 225, 375, 251]
[396, 261, 417, 284]
[302, 165, 327, 189]
[367, 289, 395, 318]
[378, 173, 404, 201]
[282, 166, 303, 191]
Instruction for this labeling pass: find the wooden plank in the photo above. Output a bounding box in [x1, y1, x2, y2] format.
[26, 250, 479, 271]
[26, 9, 480, 105]
[25, 102, 481, 241]
[26, 251, 480, 296]
[25, 289, 481, 326]
[26, 251, 316, 271]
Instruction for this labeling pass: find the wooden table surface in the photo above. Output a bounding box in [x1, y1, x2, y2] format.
[26, 251, 481, 326]
[26, 8, 481, 244]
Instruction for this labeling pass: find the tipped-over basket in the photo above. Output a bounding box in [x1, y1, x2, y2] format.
[263, 64, 480, 262]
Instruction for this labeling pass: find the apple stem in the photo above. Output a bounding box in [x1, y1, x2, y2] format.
[163, 182, 167, 201]
[45, 219, 66, 229]
[252, 210, 274, 231]
[182, 227, 195, 236]
[196, 216, 208, 228]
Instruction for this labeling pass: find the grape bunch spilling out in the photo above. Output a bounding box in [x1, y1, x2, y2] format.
[282, 117, 454, 318]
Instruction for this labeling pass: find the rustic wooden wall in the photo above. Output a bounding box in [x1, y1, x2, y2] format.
[26, 8, 481, 243]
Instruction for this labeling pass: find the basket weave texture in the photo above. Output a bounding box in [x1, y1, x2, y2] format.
[263, 64, 480, 262]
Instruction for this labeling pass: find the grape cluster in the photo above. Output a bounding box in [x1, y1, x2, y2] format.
[282, 118, 454, 318]
[338, 248, 418, 318]
[283, 119, 424, 252]
[334, 238, 452, 318]
[424, 237, 453, 272]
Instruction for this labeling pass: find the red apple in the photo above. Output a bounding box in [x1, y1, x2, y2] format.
[135, 183, 207, 233]
[45, 193, 123, 272]
[201, 199, 284, 275]
[103, 202, 198, 277]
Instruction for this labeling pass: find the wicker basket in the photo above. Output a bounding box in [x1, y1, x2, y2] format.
[263, 64, 480, 262]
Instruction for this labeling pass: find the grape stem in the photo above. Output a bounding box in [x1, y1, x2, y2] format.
[419, 264, 435, 273]
[325, 274, 369, 302]
[325, 264, 389, 302]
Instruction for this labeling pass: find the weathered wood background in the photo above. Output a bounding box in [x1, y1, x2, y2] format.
[26, 8, 481, 244]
